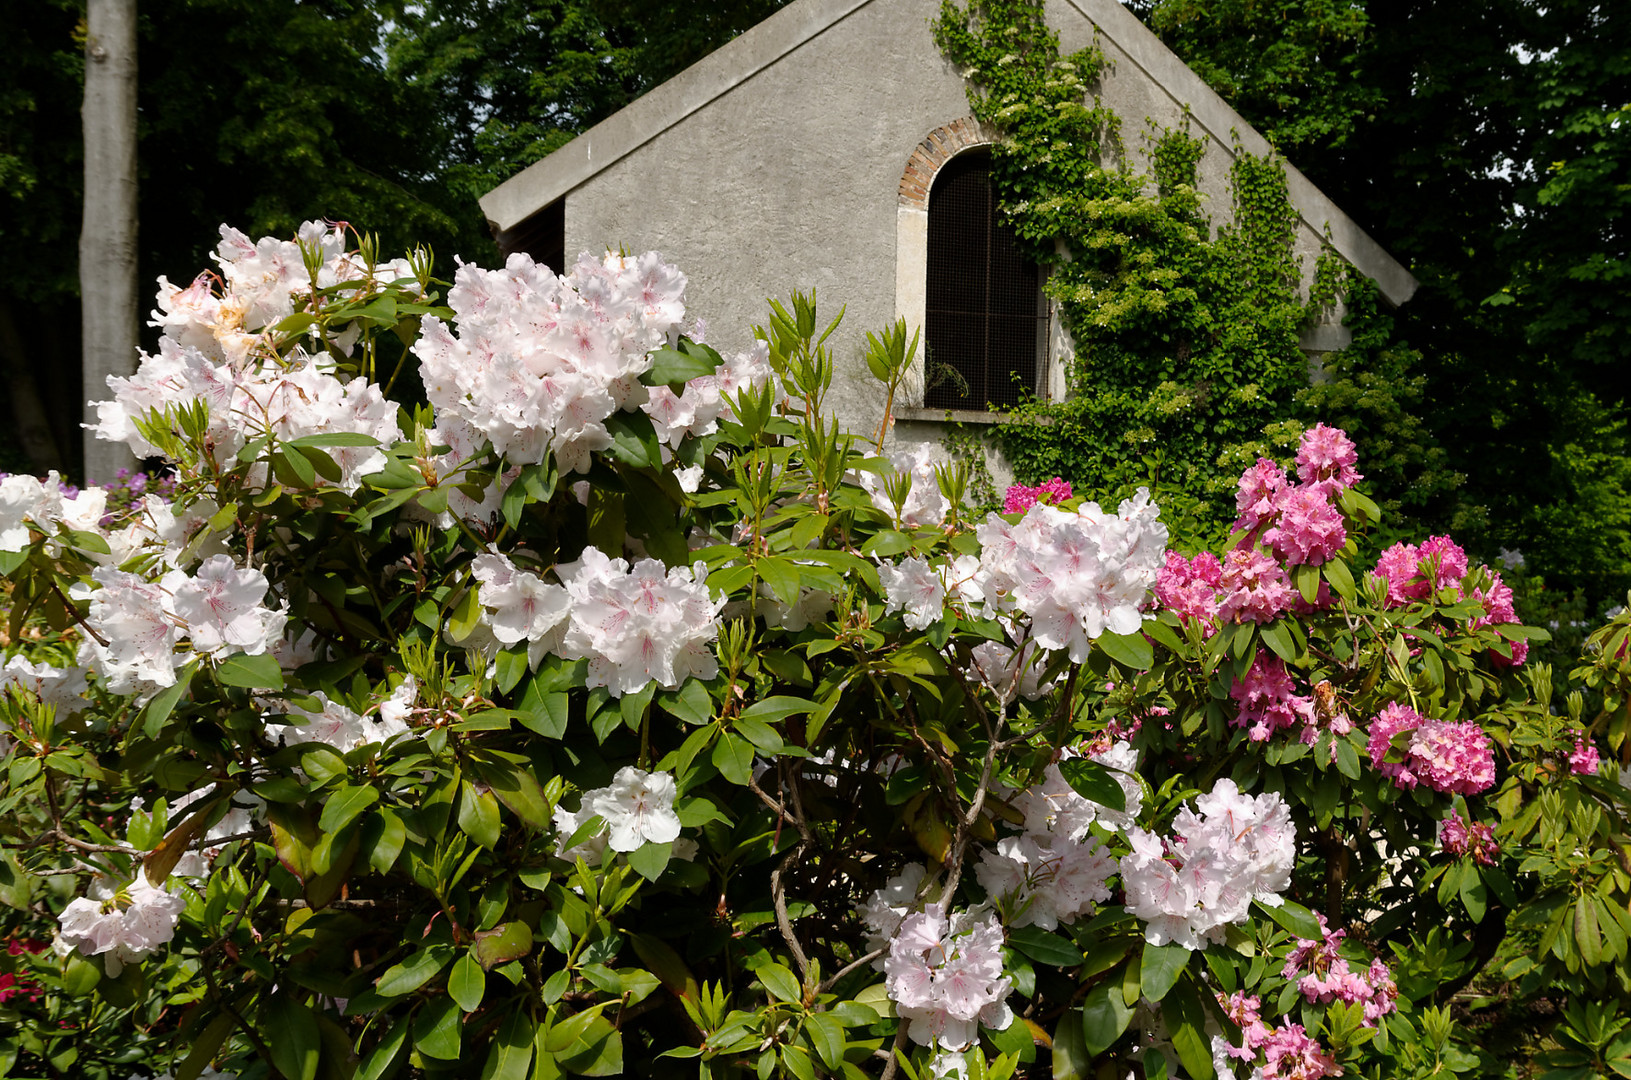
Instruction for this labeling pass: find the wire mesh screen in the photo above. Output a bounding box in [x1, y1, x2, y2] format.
[924, 153, 1046, 411]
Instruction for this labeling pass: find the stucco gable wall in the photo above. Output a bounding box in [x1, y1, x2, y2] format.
[562, 0, 974, 438]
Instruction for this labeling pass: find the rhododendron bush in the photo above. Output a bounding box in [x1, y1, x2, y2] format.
[3, 226, 1631, 1080]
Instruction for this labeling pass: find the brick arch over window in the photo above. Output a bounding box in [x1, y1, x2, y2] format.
[898, 117, 997, 211]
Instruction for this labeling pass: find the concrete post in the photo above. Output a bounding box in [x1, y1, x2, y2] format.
[80, 0, 139, 484]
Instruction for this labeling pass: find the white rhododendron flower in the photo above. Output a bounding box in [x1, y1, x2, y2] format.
[858, 444, 951, 527]
[884, 903, 1013, 1049]
[971, 490, 1167, 661]
[1122, 779, 1295, 949]
[557, 547, 724, 697]
[472, 552, 571, 664]
[265, 691, 413, 752]
[556, 767, 683, 857]
[975, 831, 1117, 930]
[1012, 740, 1143, 840]
[164, 555, 286, 657]
[57, 874, 187, 975]
[414, 250, 688, 474]
[1, 654, 90, 711]
[590, 767, 683, 852]
[80, 567, 180, 696]
[879, 556, 947, 631]
[858, 862, 930, 963]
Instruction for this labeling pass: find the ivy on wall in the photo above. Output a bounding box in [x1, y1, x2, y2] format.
[932, 0, 1465, 550]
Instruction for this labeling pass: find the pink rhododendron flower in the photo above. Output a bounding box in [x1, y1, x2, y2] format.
[1234, 458, 1290, 534]
[1230, 654, 1315, 741]
[1373, 536, 1468, 608]
[1265, 487, 1346, 567]
[1260, 1023, 1342, 1080]
[1282, 913, 1397, 1024]
[1366, 703, 1496, 794]
[1470, 570, 1528, 667]
[1216, 548, 1297, 624]
[1155, 550, 1222, 627]
[1570, 737, 1601, 775]
[1002, 477, 1072, 514]
[1295, 424, 1362, 497]
[1439, 813, 1499, 865]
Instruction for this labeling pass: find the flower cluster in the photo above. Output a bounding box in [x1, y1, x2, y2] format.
[557, 548, 723, 697]
[1155, 550, 1222, 628]
[468, 547, 723, 697]
[970, 490, 1167, 661]
[553, 767, 684, 858]
[1122, 779, 1295, 949]
[1439, 812, 1499, 865]
[95, 226, 404, 490]
[883, 904, 1014, 1049]
[1234, 425, 1359, 565]
[1002, 477, 1072, 515]
[77, 555, 286, 697]
[56, 874, 187, 975]
[1366, 703, 1496, 795]
[1, 472, 118, 554]
[1211, 993, 1343, 1080]
[643, 339, 775, 452]
[1282, 914, 1398, 1023]
[1570, 736, 1602, 775]
[266, 691, 413, 753]
[2, 653, 89, 714]
[1230, 654, 1315, 742]
[1371, 535, 1526, 665]
[974, 830, 1116, 931]
[1011, 740, 1143, 837]
[415, 250, 686, 474]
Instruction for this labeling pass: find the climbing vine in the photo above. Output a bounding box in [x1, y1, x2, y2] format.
[933, 0, 1461, 550]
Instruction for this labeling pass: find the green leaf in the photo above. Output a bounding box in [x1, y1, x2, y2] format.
[1256, 899, 1322, 940]
[363, 807, 407, 874]
[319, 784, 379, 834]
[1057, 758, 1126, 812]
[1053, 1006, 1091, 1080]
[287, 431, 381, 448]
[449, 952, 487, 1013]
[413, 996, 463, 1060]
[861, 530, 911, 557]
[459, 782, 502, 849]
[756, 962, 802, 1004]
[474, 921, 535, 970]
[1080, 975, 1134, 1057]
[605, 411, 662, 469]
[1259, 621, 1297, 664]
[628, 841, 673, 882]
[1139, 941, 1190, 1003]
[216, 652, 285, 691]
[1163, 978, 1214, 1079]
[1097, 630, 1153, 670]
[263, 994, 321, 1080]
[140, 662, 196, 738]
[1008, 926, 1085, 967]
[1295, 563, 1322, 606]
[643, 345, 720, 388]
[805, 1013, 846, 1070]
[712, 732, 755, 786]
[357, 1015, 410, 1080]
[376, 945, 454, 997]
[447, 585, 482, 643]
[1323, 558, 1356, 601]
[481, 1011, 537, 1080]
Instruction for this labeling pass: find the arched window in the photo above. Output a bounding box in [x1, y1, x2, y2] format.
[924, 151, 1047, 411]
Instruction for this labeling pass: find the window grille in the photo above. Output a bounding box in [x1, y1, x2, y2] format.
[924, 152, 1047, 411]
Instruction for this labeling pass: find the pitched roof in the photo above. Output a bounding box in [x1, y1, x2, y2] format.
[478, 0, 1416, 306]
